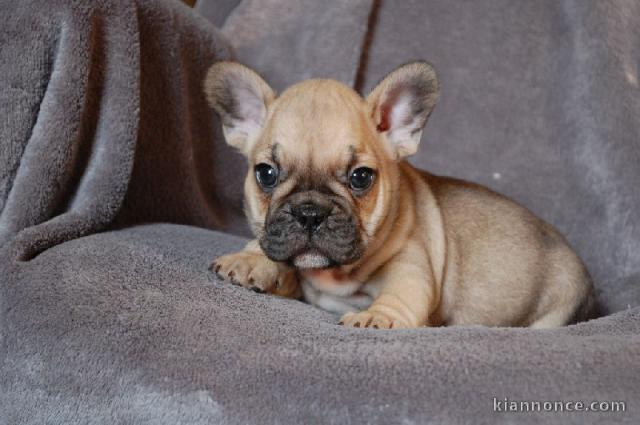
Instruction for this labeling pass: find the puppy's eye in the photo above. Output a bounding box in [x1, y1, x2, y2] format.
[255, 163, 278, 189]
[349, 167, 375, 191]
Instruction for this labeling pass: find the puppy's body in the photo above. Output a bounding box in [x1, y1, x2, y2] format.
[205, 62, 594, 329]
[302, 165, 593, 327]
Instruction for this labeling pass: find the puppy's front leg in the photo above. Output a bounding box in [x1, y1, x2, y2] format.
[340, 242, 435, 329]
[210, 240, 298, 296]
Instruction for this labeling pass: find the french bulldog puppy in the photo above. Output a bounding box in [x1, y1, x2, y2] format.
[204, 61, 595, 329]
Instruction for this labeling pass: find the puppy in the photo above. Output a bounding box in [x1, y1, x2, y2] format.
[204, 61, 595, 329]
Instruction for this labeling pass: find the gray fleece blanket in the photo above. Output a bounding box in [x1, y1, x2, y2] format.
[1, 0, 639, 424]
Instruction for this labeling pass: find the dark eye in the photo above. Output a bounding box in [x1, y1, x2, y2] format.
[349, 167, 375, 191]
[255, 163, 278, 189]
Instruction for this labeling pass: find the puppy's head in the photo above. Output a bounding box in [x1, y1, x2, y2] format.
[204, 61, 439, 269]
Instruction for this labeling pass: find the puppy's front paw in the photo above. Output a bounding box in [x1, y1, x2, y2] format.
[339, 310, 404, 329]
[210, 252, 282, 293]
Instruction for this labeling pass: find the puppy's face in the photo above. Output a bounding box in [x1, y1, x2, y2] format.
[205, 62, 439, 269]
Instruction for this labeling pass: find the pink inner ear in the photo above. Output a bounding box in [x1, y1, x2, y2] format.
[376, 103, 391, 132]
[376, 84, 406, 133]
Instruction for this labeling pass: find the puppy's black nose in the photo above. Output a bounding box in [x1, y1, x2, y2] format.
[292, 202, 330, 232]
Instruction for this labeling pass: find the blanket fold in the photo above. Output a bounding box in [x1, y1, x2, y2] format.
[1, 0, 138, 259]
[0, 0, 239, 261]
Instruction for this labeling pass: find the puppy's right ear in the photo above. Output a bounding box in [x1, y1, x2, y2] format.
[366, 61, 439, 159]
[204, 61, 275, 156]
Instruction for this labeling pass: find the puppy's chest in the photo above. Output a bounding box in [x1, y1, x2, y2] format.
[300, 269, 382, 315]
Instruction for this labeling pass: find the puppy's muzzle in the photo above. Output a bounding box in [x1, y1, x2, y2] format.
[291, 202, 330, 233]
[259, 191, 363, 268]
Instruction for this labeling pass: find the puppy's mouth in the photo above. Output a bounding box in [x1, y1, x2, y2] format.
[292, 250, 333, 270]
[259, 197, 362, 269]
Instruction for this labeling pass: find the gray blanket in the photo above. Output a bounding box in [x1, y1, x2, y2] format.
[1, 0, 639, 424]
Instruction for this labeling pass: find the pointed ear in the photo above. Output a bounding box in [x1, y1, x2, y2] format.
[204, 61, 275, 156]
[366, 61, 439, 159]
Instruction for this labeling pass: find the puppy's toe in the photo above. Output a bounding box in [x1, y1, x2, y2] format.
[209, 253, 280, 292]
[229, 261, 252, 285]
[339, 310, 395, 329]
[368, 313, 395, 329]
[210, 254, 249, 286]
[246, 262, 279, 292]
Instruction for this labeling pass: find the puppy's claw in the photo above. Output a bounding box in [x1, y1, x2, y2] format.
[208, 252, 285, 293]
[339, 310, 399, 329]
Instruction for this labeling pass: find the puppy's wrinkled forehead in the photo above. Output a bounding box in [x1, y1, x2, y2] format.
[256, 80, 374, 171]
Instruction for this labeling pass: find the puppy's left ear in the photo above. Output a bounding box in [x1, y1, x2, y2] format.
[204, 61, 275, 156]
[366, 61, 439, 159]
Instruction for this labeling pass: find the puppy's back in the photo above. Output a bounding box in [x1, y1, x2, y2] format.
[413, 167, 595, 326]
